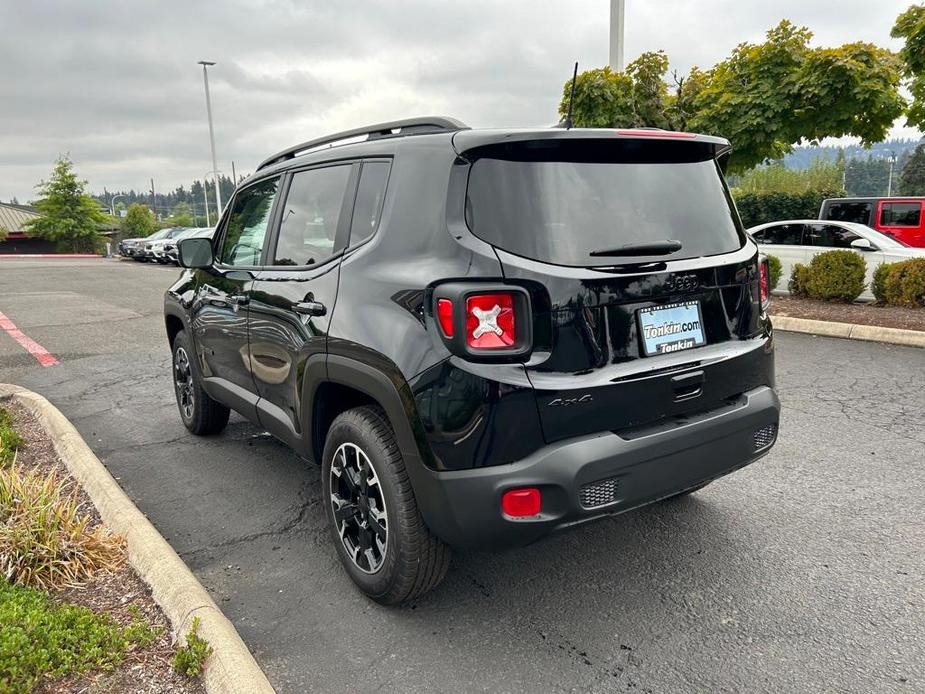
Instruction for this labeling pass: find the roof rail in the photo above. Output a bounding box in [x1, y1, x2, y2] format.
[256, 116, 468, 171]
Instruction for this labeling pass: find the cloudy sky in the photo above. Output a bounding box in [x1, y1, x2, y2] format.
[1, 0, 921, 202]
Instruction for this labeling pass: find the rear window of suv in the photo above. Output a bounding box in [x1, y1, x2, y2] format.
[464, 141, 744, 267]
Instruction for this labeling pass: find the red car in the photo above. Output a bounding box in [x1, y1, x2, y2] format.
[820, 197, 925, 248]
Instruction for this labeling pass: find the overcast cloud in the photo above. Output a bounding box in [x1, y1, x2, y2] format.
[0, 0, 921, 201]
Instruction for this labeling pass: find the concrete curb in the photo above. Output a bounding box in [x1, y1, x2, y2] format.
[771, 315, 925, 349]
[0, 385, 275, 694]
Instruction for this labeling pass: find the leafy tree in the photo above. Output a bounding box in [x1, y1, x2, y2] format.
[121, 203, 157, 238]
[898, 144, 925, 195]
[892, 3, 925, 129]
[23, 155, 108, 253]
[165, 202, 194, 228]
[0, 225, 8, 242]
[559, 20, 906, 172]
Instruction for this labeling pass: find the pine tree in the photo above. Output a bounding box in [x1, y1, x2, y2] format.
[898, 144, 925, 195]
[24, 155, 108, 253]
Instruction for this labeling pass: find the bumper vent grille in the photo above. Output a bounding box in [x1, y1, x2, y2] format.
[753, 424, 777, 450]
[579, 477, 619, 509]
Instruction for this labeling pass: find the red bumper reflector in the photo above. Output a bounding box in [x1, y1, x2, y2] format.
[501, 488, 541, 517]
[436, 298, 454, 337]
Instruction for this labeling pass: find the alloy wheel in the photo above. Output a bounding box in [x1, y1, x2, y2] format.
[173, 346, 194, 420]
[329, 442, 388, 574]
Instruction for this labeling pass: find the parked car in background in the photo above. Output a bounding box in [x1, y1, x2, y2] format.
[819, 197, 925, 248]
[165, 117, 779, 604]
[143, 227, 190, 262]
[748, 219, 925, 301]
[118, 236, 146, 258]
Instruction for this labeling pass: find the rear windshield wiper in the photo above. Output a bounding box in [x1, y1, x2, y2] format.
[589, 240, 683, 258]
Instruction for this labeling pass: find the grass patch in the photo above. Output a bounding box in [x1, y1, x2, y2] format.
[172, 617, 212, 677]
[0, 579, 161, 693]
[0, 466, 125, 590]
[0, 408, 23, 468]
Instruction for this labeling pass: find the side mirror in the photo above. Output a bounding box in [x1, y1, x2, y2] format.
[178, 237, 214, 268]
[850, 238, 876, 252]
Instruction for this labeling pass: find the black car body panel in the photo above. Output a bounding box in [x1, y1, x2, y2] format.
[165, 122, 779, 549]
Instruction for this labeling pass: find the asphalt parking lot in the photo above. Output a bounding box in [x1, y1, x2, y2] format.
[1, 257, 923, 693]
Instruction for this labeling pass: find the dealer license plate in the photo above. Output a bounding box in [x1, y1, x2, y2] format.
[637, 301, 706, 356]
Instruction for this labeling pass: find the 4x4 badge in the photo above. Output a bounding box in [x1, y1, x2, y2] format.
[547, 394, 593, 407]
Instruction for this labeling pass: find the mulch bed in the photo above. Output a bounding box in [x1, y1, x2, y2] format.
[770, 295, 925, 333]
[5, 401, 203, 694]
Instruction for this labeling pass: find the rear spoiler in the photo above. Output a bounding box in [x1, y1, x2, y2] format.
[452, 128, 733, 172]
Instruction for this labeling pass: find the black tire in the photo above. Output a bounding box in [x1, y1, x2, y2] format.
[171, 329, 230, 435]
[321, 406, 450, 605]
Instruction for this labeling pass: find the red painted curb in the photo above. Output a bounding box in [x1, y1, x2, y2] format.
[0, 311, 59, 367]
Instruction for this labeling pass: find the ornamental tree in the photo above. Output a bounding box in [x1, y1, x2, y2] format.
[24, 156, 108, 253]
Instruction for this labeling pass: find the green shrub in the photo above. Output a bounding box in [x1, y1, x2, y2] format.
[0, 580, 157, 692]
[733, 188, 844, 228]
[871, 262, 896, 304]
[0, 467, 125, 589]
[804, 250, 866, 302]
[172, 617, 212, 677]
[789, 263, 811, 296]
[0, 408, 23, 468]
[766, 255, 782, 291]
[882, 257, 925, 307]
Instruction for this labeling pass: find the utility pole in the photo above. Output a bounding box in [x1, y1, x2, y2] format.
[198, 60, 222, 215]
[609, 0, 626, 72]
[202, 180, 211, 227]
[150, 178, 156, 219]
[231, 160, 237, 185]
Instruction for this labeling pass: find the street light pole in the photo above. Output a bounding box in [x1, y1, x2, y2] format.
[198, 60, 222, 216]
[886, 149, 897, 197]
[110, 194, 126, 217]
[609, 0, 626, 72]
[203, 171, 224, 227]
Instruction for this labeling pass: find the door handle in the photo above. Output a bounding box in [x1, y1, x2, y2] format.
[671, 370, 704, 400]
[292, 300, 326, 317]
[229, 294, 249, 306]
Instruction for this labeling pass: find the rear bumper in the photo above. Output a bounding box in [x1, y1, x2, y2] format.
[411, 385, 779, 549]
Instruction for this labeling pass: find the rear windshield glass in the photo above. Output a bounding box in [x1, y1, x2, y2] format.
[465, 149, 743, 267]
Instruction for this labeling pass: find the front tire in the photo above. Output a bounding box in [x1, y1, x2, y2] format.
[171, 329, 230, 435]
[322, 406, 450, 605]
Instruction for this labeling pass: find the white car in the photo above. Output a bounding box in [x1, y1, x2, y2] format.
[747, 219, 925, 301]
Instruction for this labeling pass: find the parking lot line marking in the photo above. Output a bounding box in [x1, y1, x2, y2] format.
[0, 310, 59, 367]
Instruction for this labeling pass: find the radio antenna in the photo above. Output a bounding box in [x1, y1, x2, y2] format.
[563, 61, 579, 129]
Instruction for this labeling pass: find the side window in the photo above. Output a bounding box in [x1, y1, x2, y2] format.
[880, 202, 922, 227]
[349, 161, 391, 246]
[757, 224, 803, 245]
[219, 178, 280, 267]
[825, 202, 873, 225]
[273, 165, 352, 266]
[806, 224, 861, 248]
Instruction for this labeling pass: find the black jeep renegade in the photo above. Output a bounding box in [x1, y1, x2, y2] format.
[165, 117, 780, 604]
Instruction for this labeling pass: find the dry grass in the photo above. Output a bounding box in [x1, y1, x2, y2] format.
[0, 466, 126, 590]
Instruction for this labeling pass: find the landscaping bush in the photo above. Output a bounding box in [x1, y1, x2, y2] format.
[882, 257, 925, 307]
[766, 255, 782, 291]
[871, 262, 896, 304]
[0, 580, 158, 692]
[733, 188, 844, 228]
[0, 466, 125, 589]
[803, 250, 866, 302]
[789, 263, 811, 296]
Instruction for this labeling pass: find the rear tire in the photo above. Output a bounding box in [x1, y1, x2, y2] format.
[171, 329, 230, 435]
[322, 406, 450, 605]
